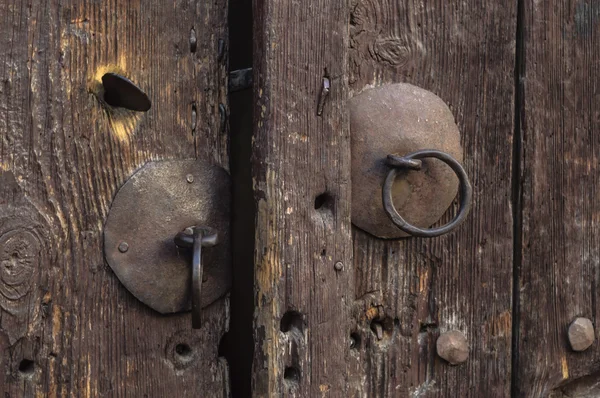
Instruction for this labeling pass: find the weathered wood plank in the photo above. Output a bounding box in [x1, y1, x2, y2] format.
[515, 1, 600, 396]
[251, 0, 353, 396]
[347, 1, 516, 396]
[0, 0, 229, 396]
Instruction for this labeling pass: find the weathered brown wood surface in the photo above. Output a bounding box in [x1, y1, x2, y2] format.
[252, 0, 517, 397]
[515, 1, 600, 396]
[251, 0, 353, 396]
[0, 1, 230, 396]
[346, 1, 517, 397]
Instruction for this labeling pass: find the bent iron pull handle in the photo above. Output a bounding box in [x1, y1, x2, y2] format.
[174, 227, 219, 329]
[382, 150, 473, 238]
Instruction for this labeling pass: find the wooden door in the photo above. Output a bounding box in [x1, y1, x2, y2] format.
[0, 1, 230, 396]
[251, 0, 600, 397]
[3, 0, 600, 397]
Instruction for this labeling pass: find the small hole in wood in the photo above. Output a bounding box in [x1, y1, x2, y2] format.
[101, 73, 151, 112]
[18, 359, 34, 376]
[350, 332, 361, 350]
[218, 331, 229, 359]
[280, 311, 303, 333]
[175, 343, 193, 359]
[284, 366, 300, 383]
[314, 192, 334, 211]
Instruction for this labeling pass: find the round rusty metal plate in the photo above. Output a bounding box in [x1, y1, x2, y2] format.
[103, 159, 231, 314]
[350, 83, 463, 239]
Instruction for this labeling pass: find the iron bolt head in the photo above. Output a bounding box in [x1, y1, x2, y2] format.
[334, 261, 344, 271]
[436, 330, 469, 365]
[568, 317, 595, 352]
[186, 174, 194, 183]
[118, 242, 129, 253]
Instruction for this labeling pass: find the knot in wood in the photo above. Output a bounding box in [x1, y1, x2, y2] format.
[568, 317, 595, 352]
[436, 330, 469, 365]
[0, 228, 40, 302]
[371, 37, 410, 67]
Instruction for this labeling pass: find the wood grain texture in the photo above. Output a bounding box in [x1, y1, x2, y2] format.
[251, 0, 353, 396]
[0, 0, 230, 396]
[515, 1, 600, 396]
[347, 1, 516, 396]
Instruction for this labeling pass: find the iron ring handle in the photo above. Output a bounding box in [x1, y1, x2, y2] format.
[174, 226, 218, 329]
[382, 150, 473, 238]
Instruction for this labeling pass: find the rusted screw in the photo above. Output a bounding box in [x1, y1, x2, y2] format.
[186, 174, 194, 183]
[118, 242, 129, 253]
[365, 305, 385, 321]
[568, 317, 595, 352]
[436, 330, 469, 365]
[334, 261, 344, 271]
[371, 322, 384, 340]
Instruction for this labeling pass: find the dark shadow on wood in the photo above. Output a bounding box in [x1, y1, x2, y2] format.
[511, 0, 525, 396]
[220, 0, 254, 396]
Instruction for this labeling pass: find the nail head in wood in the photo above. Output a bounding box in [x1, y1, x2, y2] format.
[568, 317, 595, 352]
[436, 330, 469, 365]
[118, 242, 129, 253]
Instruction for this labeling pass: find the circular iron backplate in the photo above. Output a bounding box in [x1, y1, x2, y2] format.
[350, 83, 463, 239]
[104, 159, 231, 314]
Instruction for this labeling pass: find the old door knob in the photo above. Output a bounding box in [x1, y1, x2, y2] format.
[350, 83, 471, 239]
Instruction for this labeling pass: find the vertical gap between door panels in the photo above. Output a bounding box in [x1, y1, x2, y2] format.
[511, 0, 525, 396]
[220, 0, 255, 396]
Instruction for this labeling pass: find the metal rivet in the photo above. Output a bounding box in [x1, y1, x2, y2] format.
[118, 242, 129, 253]
[186, 174, 194, 183]
[436, 330, 469, 365]
[334, 261, 344, 271]
[568, 317, 595, 352]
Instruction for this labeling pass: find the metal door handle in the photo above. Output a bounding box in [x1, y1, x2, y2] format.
[104, 159, 231, 329]
[382, 150, 472, 238]
[350, 83, 473, 239]
[174, 227, 219, 329]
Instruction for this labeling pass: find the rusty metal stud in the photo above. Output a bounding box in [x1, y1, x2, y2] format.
[436, 330, 469, 365]
[568, 317, 595, 352]
[118, 241, 129, 253]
